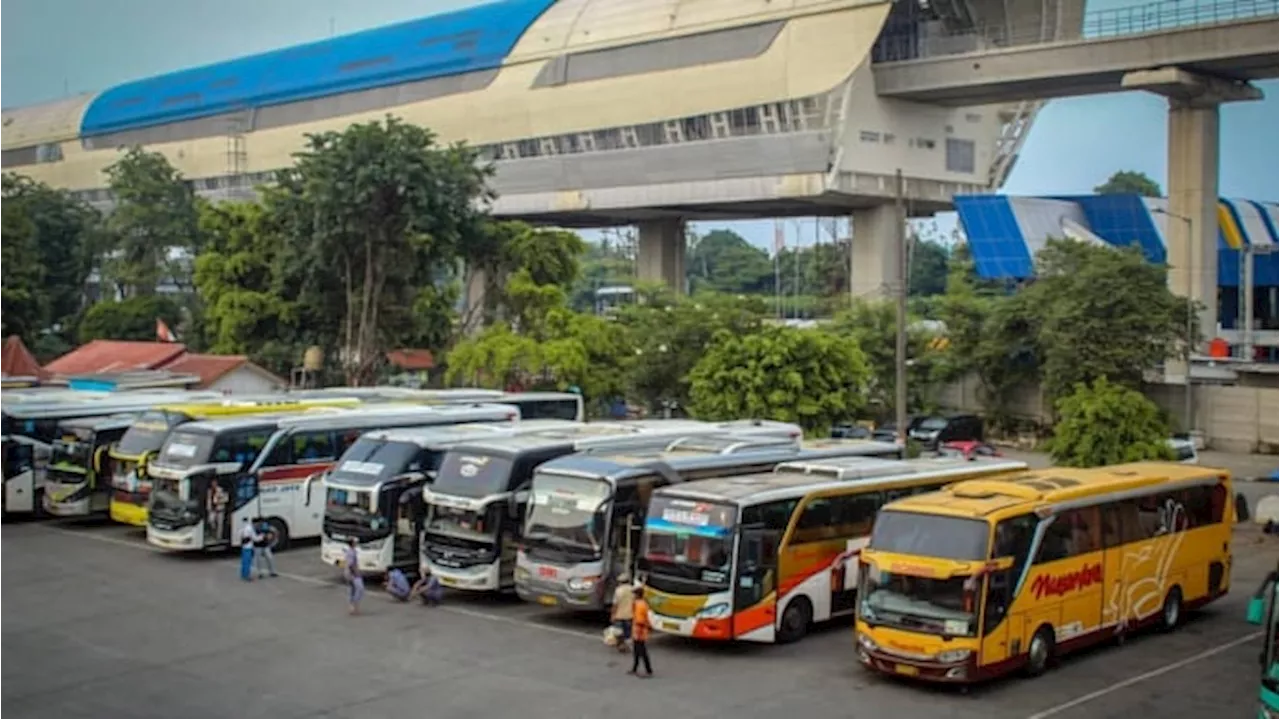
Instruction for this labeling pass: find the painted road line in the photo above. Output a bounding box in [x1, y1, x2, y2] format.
[1025, 630, 1264, 719]
[40, 524, 597, 642]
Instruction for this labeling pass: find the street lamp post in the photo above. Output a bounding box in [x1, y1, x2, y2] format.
[1153, 207, 1196, 434]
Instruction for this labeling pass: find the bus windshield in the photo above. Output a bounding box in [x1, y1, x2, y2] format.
[325, 485, 384, 531]
[425, 501, 503, 545]
[327, 438, 438, 487]
[432, 451, 515, 498]
[524, 473, 610, 556]
[870, 510, 991, 561]
[49, 437, 91, 474]
[859, 569, 978, 637]
[150, 476, 199, 521]
[115, 411, 186, 456]
[643, 496, 737, 590]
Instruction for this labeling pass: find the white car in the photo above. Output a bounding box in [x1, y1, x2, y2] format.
[1168, 438, 1199, 465]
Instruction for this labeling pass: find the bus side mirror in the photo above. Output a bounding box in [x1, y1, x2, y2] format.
[1247, 597, 1264, 625]
[509, 489, 530, 519]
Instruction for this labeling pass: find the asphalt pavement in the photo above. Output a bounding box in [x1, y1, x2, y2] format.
[3, 511, 1276, 719]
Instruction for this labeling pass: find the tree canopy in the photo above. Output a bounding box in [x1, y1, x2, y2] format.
[1046, 377, 1174, 467]
[1094, 170, 1162, 197]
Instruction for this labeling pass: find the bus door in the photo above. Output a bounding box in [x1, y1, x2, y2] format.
[981, 513, 1038, 664]
[733, 528, 780, 641]
[3, 440, 37, 513]
[393, 480, 426, 568]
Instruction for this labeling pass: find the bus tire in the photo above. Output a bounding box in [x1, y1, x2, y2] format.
[1160, 587, 1182, 632]
[267, 518, 290, 552]
[777, 597, 812, 644]
[1025, 626, 1055, 678]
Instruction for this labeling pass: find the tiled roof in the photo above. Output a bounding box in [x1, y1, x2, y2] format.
[44, 340, 187, 376]
[386, 349, 436, 371]
[160, 353, 250, 387]
[1, 335, 45, 378]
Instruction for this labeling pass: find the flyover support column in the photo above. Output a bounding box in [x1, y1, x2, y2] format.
[850, 205, 901, 299]
[636, 219, 687, 295]
[1122, 68, 1262, 379]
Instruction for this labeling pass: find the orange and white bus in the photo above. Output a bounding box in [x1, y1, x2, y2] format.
[855, 462, 1234, 684]
[642, 457, 1027, 643]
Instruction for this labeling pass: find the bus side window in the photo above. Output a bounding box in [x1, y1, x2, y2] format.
[292, 430, 335, 463]
[983, 569, 1013, 633]
[1101, 500, 1144, 547]
[792, 498, 833, 543]
[1035, 507, 1101, 564]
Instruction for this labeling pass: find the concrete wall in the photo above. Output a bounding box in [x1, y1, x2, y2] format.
[208, 367, 285, 395]
[936, 372, 1279, 453]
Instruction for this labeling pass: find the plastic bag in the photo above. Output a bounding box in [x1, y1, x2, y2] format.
[602, 625, 622, 646]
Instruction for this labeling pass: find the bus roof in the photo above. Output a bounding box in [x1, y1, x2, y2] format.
[151, 396, 362, 418]
[653, 457, 1030, 506]
[447, 419, 800, 457]
[168, 414, 301, 435]
[2, 391, 222, 418]
[362, 419, 578, 447]
[56, 413, 140, 433]
[264, 402, 520, 433]
[880, 462, 1229, 520]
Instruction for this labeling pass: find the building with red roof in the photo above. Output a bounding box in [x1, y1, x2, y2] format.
[42, 341, 284, 394]
[2, 336, 46, 380]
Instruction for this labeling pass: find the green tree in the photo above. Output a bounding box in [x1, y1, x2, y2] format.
[78, 295, 182, 343]
[687, 229, 773, 294]
[1, 198, 45, 342]
[1094, 170, 1162, 197]
[270, 116, 491, 384]
[1046, 377, 1174, 467]
[688, 325, 871, 435]
[103, 147, 200, 297]
[193, 201, 298, 357]
[1025, 239, 1193, 403]
[830, 300, 943, 417]
[908, 238, 950, 297]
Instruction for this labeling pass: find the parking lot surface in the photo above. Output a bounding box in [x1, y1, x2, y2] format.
[4, 518, 1275, 719]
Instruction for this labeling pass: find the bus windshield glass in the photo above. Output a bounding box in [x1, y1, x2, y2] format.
[643, 496, 737, 589]
[432, 451, 515, 498]
[425, 501, 503, 544]
[49, 436, 91, 473]
[524, 473, 610, 556]
[327, 438, 438, 487]
[115, 411, 186, 456]
[150, 476, 199, 521]
[859, 569, 978, 637]
[512, 399, 581, 421]
[870, 510, 990, 561]
[325, 485, 382, 530]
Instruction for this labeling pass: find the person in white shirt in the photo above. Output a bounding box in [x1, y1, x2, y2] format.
[239, 518, 258, 581]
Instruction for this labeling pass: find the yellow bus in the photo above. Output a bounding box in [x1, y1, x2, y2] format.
[642, 457, 1027, 643]
[107, 397, 359, 526]
[855, 462, 1234, 684]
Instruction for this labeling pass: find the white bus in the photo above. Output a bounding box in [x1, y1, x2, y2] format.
[516, 438, 904, 611]
[319, 419, 582, 576]
[1, 390, 216, 516]
[421, 420, 803, 593]
[146, 403, 519, 552]
[642, 457, 1028, 643]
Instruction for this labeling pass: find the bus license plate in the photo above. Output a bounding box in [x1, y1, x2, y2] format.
[538, 595, 558, 607]
[894, 664, 919, 677]
[662, 621, 679, 632]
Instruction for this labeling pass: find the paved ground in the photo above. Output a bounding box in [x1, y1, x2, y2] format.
[4, 512, 1276, 719]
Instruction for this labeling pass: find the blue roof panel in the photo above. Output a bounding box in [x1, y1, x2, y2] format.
[954, 196, 1034, 279]
[81, 0, 556, 137]
[1058, 194, 1166, 264]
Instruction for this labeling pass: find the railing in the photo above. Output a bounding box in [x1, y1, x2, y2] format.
[874, 0, 1278, 62]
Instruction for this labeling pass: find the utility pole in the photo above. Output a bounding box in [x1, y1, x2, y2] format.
[894, 169, 908, 446]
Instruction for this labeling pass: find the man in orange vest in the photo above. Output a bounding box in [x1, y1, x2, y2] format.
[628, 585, 654, 677]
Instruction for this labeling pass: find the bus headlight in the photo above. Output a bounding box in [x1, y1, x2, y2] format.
[935, 649, 972, 664]
[514, 566, 530, 582]
[567, 576, 599, 592]
[696, 603, 730, 619]
[856, 633, 879, 652]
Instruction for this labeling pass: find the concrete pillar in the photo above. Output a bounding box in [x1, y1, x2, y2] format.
[636, 219, 687, 295]
[850, 204, 901, 299]
[1166, 101, 1221, 348]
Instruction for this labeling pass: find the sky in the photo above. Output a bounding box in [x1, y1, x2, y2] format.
[2, 0, 1276, 250]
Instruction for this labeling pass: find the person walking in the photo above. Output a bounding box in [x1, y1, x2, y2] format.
[343, 537, 365, 615]
[628, 585, 654, 678]
[238, 517, 257, 582]
[254, 521, 278, 579]
[609, 573, 634, 653]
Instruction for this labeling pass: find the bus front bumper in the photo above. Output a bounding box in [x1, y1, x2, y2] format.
[44, 496, 90, 517]
[110, 500, 148, 527]
[856, 632, 979, 683]
[147, 525, 202, 551]
[429, 561, 500, 591]
[515, 578, 603, 610]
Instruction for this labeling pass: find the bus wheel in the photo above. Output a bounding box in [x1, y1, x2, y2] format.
[777, 598, 812, 644]
[1160, 587, 1182, 632]
[268, 518, 290, 552]
[1025, 626, 1055, 677]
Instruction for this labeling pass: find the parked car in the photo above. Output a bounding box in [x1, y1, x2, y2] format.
[871, 416, 924, 443]
[831, 424, 872, 440]
[908, 414, 984, 450]
[1167, 437, 1199, 464]
[938, 440, 1002, 460]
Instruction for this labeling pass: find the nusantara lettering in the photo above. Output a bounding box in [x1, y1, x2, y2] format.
[1030, 563, 1103, 600]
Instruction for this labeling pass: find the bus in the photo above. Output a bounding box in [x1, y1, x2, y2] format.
[2, 390, 217, 516]
[855, 462, 1234, 683]
[145, 403, 519, 552]
[422, 420, 803, 593]
[517, 438, 904, 611]
[1247, 571, 1278, 719]
[320, 419, 582, 576]
[308, 387, 585, 422]
[43, 414, 140, 517]
[107, 396, 361, 527]
[643, 457, 1027, 643]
